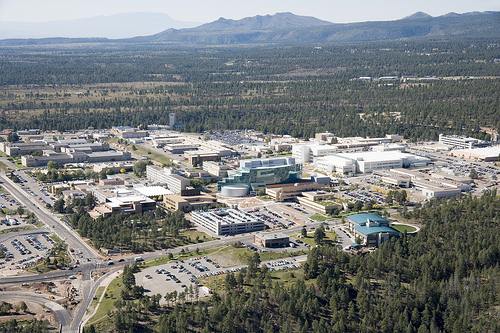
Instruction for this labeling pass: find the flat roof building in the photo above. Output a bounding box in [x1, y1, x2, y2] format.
[449, 146, 500, 162]
[88, 195, 156, 220]
[218, 157, 302, 195]
[292, 142, 338, 163]
[164, 193, 217, 212]
[315, 151, 430, 175]
[190, 208, 265, 235]
[439, 134, 487, 149]
[254, 232, 289, 248]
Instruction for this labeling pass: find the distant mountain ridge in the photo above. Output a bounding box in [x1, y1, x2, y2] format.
[136, 11, 499, 45]
[193, 12, 332, 31]
[1, 11, 498, 46]
[0, 12, 201, 39]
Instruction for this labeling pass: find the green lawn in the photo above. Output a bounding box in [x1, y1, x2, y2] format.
[295, 230, 338, 247]
[309, 213, 328, 222]
[86, 275, 125, 328]
[391, 224, 417, 233]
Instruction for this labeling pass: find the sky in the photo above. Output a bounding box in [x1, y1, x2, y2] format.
[0, 0, 498, 23]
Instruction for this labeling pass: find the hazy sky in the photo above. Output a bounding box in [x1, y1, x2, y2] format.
[0, 0, 498, 23]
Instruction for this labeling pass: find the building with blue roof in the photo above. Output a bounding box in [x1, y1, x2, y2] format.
[347, 213, 399, 247]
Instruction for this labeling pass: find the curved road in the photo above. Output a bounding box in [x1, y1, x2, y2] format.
[0, 170, 336, 331]
[0, 292, 72, 331]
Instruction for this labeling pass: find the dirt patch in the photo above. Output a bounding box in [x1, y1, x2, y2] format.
[0, 299, 59, 329]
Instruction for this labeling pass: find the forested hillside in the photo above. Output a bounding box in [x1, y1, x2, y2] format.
[0, 41, 499, 139]
[87, 190, 500, 332]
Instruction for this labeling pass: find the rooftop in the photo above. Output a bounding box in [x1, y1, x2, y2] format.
[354, 225, 399, 236]
[348, 213, 389, 225]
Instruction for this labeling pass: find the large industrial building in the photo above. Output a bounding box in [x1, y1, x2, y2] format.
[315, 151, 430, 174]
[449, 146, 500, 162]
[190, 209, 265, 235]
[376, 168, 472, 198]
[218, 157, 302, 196]
[347, 213, 399, 247]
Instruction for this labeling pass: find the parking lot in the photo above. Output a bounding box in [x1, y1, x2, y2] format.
[0, 232, 55, 272]
[135, 256, 220, 303]
[243, 202, 316, 231]
[136, 254, 307, 303]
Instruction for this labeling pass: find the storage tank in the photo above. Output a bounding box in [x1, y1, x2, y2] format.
[221, 185, 249, 197]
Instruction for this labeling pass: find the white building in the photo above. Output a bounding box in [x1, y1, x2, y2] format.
[315, 155, 357, 174]
[292, 142, 338, 163]
[146, 165, 190, 193]
[438, 134, 485, 149]
[315, 151, 430, 174]
[190, 209, 265, 235]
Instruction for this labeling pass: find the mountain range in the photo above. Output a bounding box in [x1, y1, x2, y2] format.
[0, 12, 200, 39]
[1, 11, 498, 46]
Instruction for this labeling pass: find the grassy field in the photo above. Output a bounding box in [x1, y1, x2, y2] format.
[391, 224, 417, 233]
[87, 286, 105, 316]
[86, 275, 125, 328]
[295, 230, 338, 247]
[309, 213, 328, 222]
[200, 260, 308, 291]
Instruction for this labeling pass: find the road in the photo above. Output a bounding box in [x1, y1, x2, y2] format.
[0, 174, 338, 333]
[0, 173, 99, 260]
[0, 291, 72, 331]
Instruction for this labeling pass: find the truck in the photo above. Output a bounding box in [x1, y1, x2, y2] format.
[134, 256, 143, 262]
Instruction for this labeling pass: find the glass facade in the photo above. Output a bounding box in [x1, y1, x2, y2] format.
[218, 157, 302, 192]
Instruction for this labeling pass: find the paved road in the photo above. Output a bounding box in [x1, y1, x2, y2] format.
[0, 292, 72, 331]
[0, 174, 99, 261]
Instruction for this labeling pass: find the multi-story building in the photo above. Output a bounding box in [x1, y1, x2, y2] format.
[218, 157, 302, 195]
[88, 195, 156, 220]
[146, 165, 190, 193]
[190, 209, 265, 235]
[292, 142, 338, 163]
[163, 192, 217, 212]
[438, 134, 486, 149]
[202, 161, 234, 177]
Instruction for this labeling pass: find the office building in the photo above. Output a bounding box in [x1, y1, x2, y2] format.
[292, 142, 338, 163]
[164, 192, 217, 212]
[218, 157, 302, 195]
[438, 134, 486, 149]
[190, 209, 265, 235]
[169, 113, 176, 128]
[347, 213, 399, 247]
[254, 232, 289, 248]
[88, 195, 156, 220]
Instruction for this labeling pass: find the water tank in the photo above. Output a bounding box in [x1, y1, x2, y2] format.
[221, 185, 249, 197]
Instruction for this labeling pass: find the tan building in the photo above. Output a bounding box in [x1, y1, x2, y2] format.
[98, 178, 125, 186]
[265, 181, 328, 201]
[163, 193, 217, 212]
[88, 195, 156, 220]
[254, 232, 289, 248]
